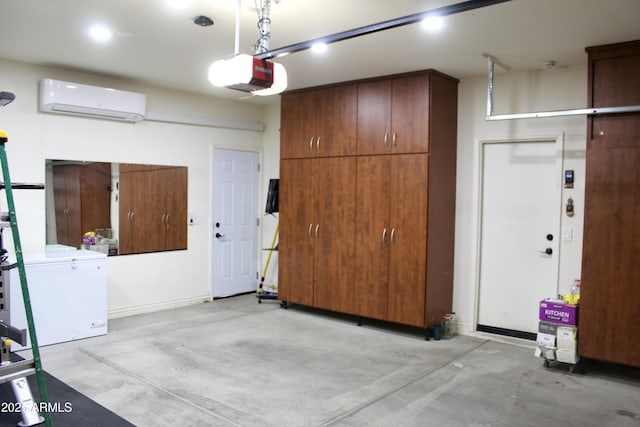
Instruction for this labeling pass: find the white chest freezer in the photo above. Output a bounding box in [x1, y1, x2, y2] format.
[5, 249, 107, 350]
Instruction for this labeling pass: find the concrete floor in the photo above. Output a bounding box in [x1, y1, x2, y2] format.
[20, 294, 640, 427]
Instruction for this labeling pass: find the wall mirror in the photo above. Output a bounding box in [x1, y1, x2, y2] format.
[45, 160, 188, 255]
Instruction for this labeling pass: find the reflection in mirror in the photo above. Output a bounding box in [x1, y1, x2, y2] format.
[45, 160, 188, 255]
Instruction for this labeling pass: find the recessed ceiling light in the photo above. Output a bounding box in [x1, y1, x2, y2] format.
[311, 43, 328, 54]
[89, 26, 113, 42]
[421, 15, 444, 31]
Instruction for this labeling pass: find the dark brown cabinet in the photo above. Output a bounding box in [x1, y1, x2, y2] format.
[354, 154, 429, 327]
[119, 164, 187, 254]
[279, 157, 356, 314]
[52, 162, 111, 248]
[357, 72, 456, 156]
[280, 84, 357, 159]
[579, 40, 640, 368]
[279, 69, 458, 333]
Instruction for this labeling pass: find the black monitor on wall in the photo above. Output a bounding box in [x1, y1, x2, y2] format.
[265, 178, 279, 214]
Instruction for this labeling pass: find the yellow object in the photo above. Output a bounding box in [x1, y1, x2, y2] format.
[562, 292, 580, 305]
[2, 338, 12, 347]
[0, 130, 7, 142]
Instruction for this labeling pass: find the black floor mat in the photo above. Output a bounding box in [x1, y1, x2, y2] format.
[0, 357, 135, 427]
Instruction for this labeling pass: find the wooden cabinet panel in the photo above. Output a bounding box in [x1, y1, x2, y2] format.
[580, 40, 640, 368]
[354, 156, 391, 320]
[588, 40, 640, 108]
[313, 157, 356, 314]
[164, 167, 188, 251]
[357, 80, 392, 155]
[53, 163, 110, 248]
[278, 159, 316, 306]
[278, 158, 356, 312]
[357, 74, 432, 156]
[316, 86, 357, 157]
[387, 154, 428, 327]
[390, 75, 430, 154]
[280, 91, 317, 159]
[580, 143, 640, 367]
[119, 168, 153, 254]
[280, 85, 357, 159]
[119, 165, 187, 254]
[53, 166, 81, 247]
[79, 163, 112, 235]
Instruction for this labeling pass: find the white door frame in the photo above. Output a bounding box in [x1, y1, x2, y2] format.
[473, 134, 564, 333]
[210, 147, 263, 299]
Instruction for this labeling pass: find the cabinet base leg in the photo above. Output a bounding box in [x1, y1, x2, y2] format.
[425, 327, 433, 341]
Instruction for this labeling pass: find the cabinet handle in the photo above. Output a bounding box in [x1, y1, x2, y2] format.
[166, 214, 170, 227]
[316, 136, 321, 152]
[392, 132, 397, 147]
[390, 228, 396, 245]
[315, 224, 319, 240]
[129, 211, 134, 222]
[381, 228, 387, 246]
[309, 137, 314, 153]
[308, 223, 313, 240]
[384, 132, 388, 148]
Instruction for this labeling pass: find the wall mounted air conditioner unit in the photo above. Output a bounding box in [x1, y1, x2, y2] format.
[39, 79, 146, 122]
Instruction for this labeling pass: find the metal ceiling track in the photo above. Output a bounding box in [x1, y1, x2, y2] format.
[484, 54, 640, 121]
[255, 0, 514, 60]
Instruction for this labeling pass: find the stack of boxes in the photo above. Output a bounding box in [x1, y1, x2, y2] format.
[535, 300, 579, 364]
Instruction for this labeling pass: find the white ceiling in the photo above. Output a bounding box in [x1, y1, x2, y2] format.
[1, 0, 639, 105]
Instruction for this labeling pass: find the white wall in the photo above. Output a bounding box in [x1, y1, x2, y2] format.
[454, 65, 588, 334]
[0, 58, 267, 318]
[259, 103, 281, 293]
[1, 56, 590, 328]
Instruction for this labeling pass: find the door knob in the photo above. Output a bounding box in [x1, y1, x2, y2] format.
[215, 232, 225, 239]
[538, 248, 552, 255]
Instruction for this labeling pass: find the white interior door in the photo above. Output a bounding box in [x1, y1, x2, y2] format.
[212, 149, 259, 298]
[477, 139, 561, 336]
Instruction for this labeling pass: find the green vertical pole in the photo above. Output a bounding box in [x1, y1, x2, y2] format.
[0, 137, 53, 427]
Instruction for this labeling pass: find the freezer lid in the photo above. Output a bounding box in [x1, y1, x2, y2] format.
[8, 249, 107, 266]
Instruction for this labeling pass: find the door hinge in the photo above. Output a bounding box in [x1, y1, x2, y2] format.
[257, 217, 260, 226]
[257, 163, 260, 172]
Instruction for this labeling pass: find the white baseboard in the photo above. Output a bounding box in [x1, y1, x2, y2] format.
[108, 295, 211, 319]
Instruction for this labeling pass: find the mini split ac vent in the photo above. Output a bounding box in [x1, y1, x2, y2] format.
[39, 79, 146, 122]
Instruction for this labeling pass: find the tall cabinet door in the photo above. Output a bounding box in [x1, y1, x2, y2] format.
[162, 167, 188, 251]
[580, 116, 640, 367]
[53, 165, 82, 247]
[119, 168, 151, 254]
[354, 155, 391, 320]
[387, 154, 429, 327]
[279, 159, 317, 306]
[313, 157, 356, 314]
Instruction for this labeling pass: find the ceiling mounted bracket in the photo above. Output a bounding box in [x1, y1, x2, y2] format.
[484, 54, 640, 120]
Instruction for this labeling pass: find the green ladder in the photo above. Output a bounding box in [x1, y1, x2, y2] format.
[0, 125, 53, 426]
